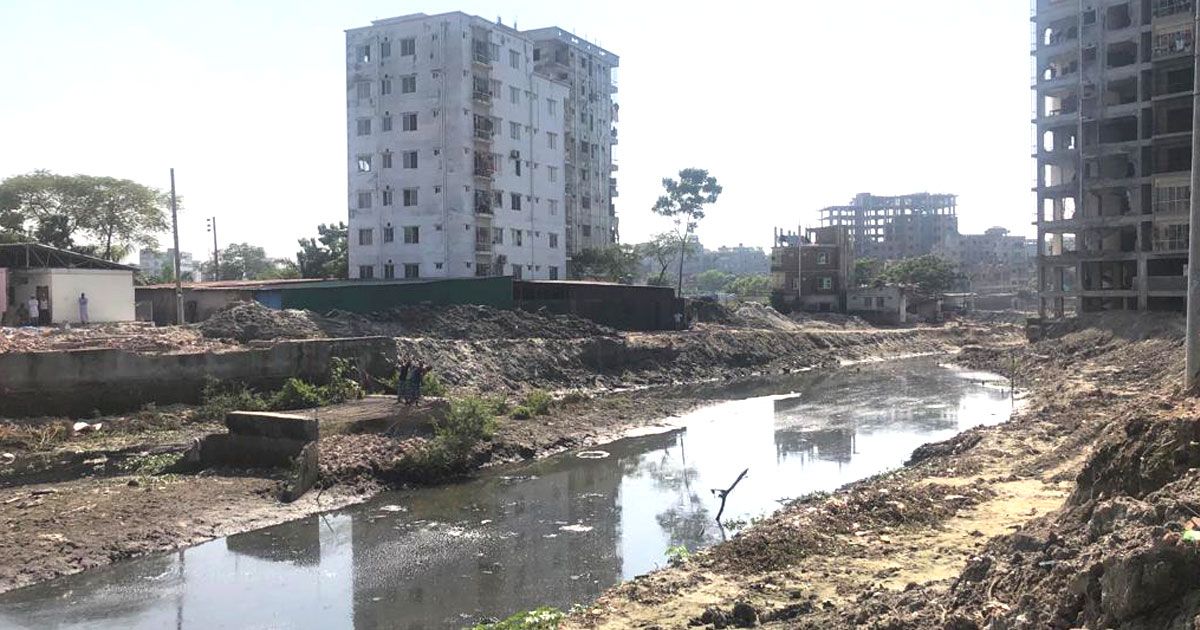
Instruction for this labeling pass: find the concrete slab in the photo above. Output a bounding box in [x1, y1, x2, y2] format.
[226, 411, 318, 441]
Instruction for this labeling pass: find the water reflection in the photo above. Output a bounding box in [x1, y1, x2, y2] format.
[0, 359, 1013, 629]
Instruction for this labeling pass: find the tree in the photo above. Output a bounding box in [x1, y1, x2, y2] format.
[853, 258, 883, 287]
[571, 244, 640, 283]
[652, 169, 722, 294]
[694, 269, 733, 293]
[726, 274, 772, 300]
[296, 222, 348, 279]
[637, 232, 698, 286]
[202, 243, 276, 281]
[879, 255, 964, 295]
[0, 171, 169, 260]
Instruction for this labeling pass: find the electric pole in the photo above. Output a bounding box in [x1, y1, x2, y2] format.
[170, 168, 184, 325]
[206, 217, 219, 281]
[1186, 4, 1200, 390]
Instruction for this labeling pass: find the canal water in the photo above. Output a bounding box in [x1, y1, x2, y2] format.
[0, 358, 1014, 629]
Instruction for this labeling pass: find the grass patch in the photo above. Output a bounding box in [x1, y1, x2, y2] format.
[510, 389, 553, 420]
[118, 451, 183, 476]
[472, 607, 565, 630]
[0, 421, 71, 452]
[197, 358, 365, 419]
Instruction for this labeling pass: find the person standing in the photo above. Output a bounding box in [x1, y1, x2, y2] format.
[26, 296, 39, 327]
[37, 296, 49, 326]
[78, 293, 89, 325]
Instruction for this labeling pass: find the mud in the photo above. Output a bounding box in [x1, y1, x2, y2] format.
[570, 313, 1196, 630]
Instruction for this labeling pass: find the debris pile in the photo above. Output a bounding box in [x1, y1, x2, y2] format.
[197, 301, 326, 343]
[314, 304, 619, 340]
[0, 322, 230, 354]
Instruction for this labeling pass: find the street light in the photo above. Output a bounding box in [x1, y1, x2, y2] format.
[205, 217, 219, 281]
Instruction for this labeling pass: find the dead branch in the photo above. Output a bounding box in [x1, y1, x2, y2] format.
[711, 468, 749, 525]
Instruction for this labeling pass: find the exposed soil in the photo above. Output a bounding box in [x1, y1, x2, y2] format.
[0, 313, 991, 595]
[0, 321, 233, 354]
[567, 312, 1194, 630]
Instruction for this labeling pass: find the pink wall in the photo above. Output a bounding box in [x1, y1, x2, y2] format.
[0, 267, 7, 317]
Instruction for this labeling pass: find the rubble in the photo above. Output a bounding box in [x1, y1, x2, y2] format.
[197, 301, 325, 343]
[0, 322, 231, 354]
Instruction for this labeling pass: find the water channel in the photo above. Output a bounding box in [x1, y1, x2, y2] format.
[0, 358, 1015, 629]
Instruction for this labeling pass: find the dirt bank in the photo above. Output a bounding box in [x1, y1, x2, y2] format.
[0, 319, 994, 595]
[569, 313, 1189, 630]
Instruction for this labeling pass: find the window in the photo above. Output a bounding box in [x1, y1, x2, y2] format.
[357, 45, 370, 63]
[511, 264, 523, 279]
[400, 37, 415, 56]
[875, 297, 886, 308]
[816, 252, 828, 265]
[401, 75, 416, 93]
[402, 112, 417, 131]
[403, 226, 419, 244]
[383, 227, 395, 243]
[356, 81, 370, 99]
[382, 152, 393, 168]
[547, 98, 557, 115]
[357, 155, 372, 172]
[549, 232, 558, 249]
[509, 49, 520, 68]
[490, 79, 502, 97]
[358, 228, 373, 246]
[581, 224, 592, 237]
[549, 199, 558, 215]
[492, 227, 503, 244]
[382, 189, 393, 206]
[382, 114, 393, 131]
[359, 265, 374, 279]
[511, 192, 522, 210]
[819, 277, 832, 290]
[380, 77, 392, 95]
[357, 192, 372, 209]
[510, 121, 520, 140]
[356, 118, 371, 136]
[403, 150, 418, 168]
[383, 263, 395, 279]
[403, 188, 418, 206]
[547, 132, 557, 149]
[404, 263, 420, 279]
[511, 229, 523, 246]
[493, 190, 503, 208]
[548, 166, 558, 183]
[510, 86, 520, 104]
[549, 266, 559, 280]
[380, 41, 391, 58]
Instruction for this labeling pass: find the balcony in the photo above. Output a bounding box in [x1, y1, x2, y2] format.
[472, 40, 491, 66]
[610, 127, 618, 145]
[474, 239, 493, 253]
[1153, 0, 1193, 20]
[473, 89, 492, 104]
[1146, 275, 1186, 291]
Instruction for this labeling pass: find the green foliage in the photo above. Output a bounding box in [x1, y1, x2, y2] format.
[878, 255, 964, 295]
[521, 390, 553, 416]
[651, 168, 722, 290]
[434, 396, 498, 462]
[0, 170, 169, 260]
[665, 544, 691, 566]
[853, 258, 883, 287]
[270, 378, 324, 410]
[636, 232, 697, 286]
[296, 222, 349, 279]
[196, 379, 268, 422]
[118, 452, 183, 476]
[570, 244, 640, 283]
[511, 406, 533, 420]
[200, 242, 297, 281]
[421, 371, 447, 397]
[725, 274, 771, 300]
[472, 607, 566, 630]
[694, 269, 734, 293]
[323, 357, 365, 403]
[484, 395, 512, 416]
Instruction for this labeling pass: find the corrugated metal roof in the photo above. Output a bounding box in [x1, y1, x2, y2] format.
[0, 243, 136, 271]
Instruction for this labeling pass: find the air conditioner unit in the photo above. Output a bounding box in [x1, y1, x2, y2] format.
[510, 150, 520, 159]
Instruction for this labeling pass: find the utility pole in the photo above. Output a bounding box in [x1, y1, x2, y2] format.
[206, 217, 219, 281]
[170, 168, 184, 325]
[1187, 4, 1200, 390]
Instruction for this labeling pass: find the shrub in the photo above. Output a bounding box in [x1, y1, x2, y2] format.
[484, 395, 512, 416]
[510, 406, 533, 420]
[196, 379, 268, 422]
[435, 396, 497, 462]
[270, 378, 324, 410]
[323, 357, 364, 404]
[522, 390, 553, 416]
[422, 371, 447, 397]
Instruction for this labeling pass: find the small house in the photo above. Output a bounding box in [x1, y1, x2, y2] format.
[1, 243, 136, 325]
[847, 284, 909, 325]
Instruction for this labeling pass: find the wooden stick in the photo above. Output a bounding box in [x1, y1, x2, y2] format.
[712, 468, 749, 525]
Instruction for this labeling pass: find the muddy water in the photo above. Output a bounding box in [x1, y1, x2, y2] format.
[0, 358, 1014, 629]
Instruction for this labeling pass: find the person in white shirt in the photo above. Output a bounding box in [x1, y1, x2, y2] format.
[78, 293, 89, 325]
[26, 297, 39, 326]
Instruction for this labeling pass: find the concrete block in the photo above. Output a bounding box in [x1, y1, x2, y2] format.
[226, 411, 319, 441]
[283, 442, 320, 503]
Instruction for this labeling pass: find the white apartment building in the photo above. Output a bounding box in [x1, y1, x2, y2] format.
[138, 248, 197, 280]
[346, 12, 618, 280]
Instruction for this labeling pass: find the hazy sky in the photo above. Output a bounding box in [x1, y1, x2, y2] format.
[0, 0, 1033, 261]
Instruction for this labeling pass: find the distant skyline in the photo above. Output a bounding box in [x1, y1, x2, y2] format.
[0, 1, 1033, 261]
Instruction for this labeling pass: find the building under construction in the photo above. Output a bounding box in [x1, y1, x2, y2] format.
[819, 193, 959, 260]
[1033, 0, 1193, 316]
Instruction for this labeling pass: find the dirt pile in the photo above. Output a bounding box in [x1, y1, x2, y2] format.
[314, 304, 619, 340]
[0, 322, 231, 354]
[197, 301, 326, 343]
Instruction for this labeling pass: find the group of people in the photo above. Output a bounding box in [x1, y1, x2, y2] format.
[396, 361, 429, 405]
[9, 293, 89, 327]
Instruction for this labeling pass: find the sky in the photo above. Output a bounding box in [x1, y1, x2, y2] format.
[0, 0, 1034, 261]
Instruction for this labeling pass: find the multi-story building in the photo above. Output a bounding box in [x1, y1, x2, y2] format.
[1033, 0, 1192, 316]
[770, 226, 851, 312]
[819, 192, 958, 260]
[137, 248, 197, 280]
[345, 12, 618, 281]
[936, 227, 1035, 294]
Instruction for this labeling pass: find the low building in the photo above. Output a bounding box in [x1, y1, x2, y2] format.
[1, 243, 136, 325]
[847, 284, 908, 325]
